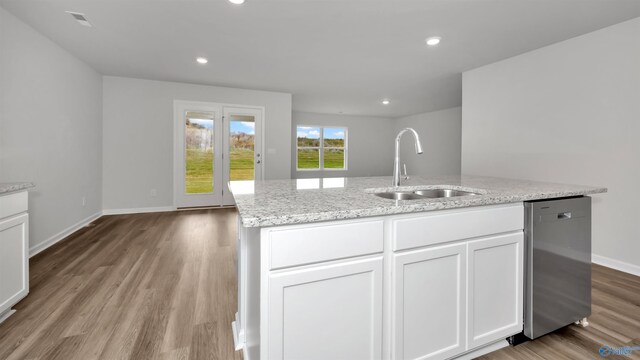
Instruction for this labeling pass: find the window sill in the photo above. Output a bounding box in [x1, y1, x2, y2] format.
[296, 168, 348, 172]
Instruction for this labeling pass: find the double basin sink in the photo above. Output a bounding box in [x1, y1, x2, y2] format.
[375, 188, 479, 201]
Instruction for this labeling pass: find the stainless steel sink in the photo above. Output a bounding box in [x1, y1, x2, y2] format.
[374, 188, 479, 200]
[414, 189, 478, 198]
[375, 191, 426, 200]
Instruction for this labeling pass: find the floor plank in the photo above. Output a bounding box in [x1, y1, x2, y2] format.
[1, 209, 638, 359]
[0, 209, 242, 360]
[478, 263, 640, 360]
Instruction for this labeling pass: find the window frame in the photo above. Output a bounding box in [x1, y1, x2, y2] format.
[296, 125, 348, 171]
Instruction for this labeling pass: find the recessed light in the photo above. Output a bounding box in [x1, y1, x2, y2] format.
[196, 57, 208, 64]
[425, 36, 441, 46]
[382, 99, 390, 105]
[229, 0, 245, 4]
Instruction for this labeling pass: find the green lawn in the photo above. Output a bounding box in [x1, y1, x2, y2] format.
[297, 149, 319, 169]
[229, 148, 254, 181]
[297, 149, 344, 169]
[186, 148, 255, 194]
[324, 149, 345, 169]
[186, 148, 214, 193]
[186, 146, 345, 193]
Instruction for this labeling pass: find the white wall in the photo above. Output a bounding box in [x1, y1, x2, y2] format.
[462, 18, 640, 272]
[0, 7, 103, 252]
[394, 107, 462, 176]
[103, 76, 292, 211]
[292, 112, 395, 178]
[291, 108, 462, 179]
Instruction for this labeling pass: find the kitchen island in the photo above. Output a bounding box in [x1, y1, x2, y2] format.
[229, 175, 606, 360]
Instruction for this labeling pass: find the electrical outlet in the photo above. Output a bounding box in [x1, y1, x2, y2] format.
[150, 189, 157, 197]
[82, 196, 86, 207]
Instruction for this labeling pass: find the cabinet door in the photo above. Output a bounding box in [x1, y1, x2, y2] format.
[392, 243, 466, 360]
[467, 232, 523, 349]
[265, 257, 383, 360]
[0, 213, 29, 316]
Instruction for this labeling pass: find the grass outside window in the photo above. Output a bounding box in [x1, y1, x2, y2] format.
[297, 126, 347, 170]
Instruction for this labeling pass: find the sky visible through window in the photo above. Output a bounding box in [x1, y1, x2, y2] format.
[189, 118, 255, 135]
[325, 127, 345, 141]
[297, 126, 320, 139]
[189, 118, 213, 129]
[231, 121, 255, 134]
[297, 126, 344, 140]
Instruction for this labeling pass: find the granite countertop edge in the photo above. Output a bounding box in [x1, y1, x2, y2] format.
[0, 182, 36, 195]
[236, 184, 606, 228]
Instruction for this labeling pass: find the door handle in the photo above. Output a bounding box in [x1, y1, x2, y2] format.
[557, 212, 572, 220]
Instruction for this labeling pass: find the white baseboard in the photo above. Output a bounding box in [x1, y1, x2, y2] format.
[0, 309, 16, 325]
[29, 211, 102, 258]
[456, 339, 509, 360]
[232, 321, 241, 351]
[592, 254, 640, 277]
[102, 206, 176, 215]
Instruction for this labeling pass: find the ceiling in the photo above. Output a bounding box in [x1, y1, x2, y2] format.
[2, 0, 640, 118]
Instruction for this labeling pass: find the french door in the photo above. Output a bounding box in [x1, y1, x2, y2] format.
[174, 101, 262, 208]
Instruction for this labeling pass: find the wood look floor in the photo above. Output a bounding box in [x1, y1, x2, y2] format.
[479, 263, 640, 360]
[0, 209, 638, 360]
[0, 209, 242, 360]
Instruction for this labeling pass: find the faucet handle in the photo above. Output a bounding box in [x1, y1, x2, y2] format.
[403, 164, 409, 180]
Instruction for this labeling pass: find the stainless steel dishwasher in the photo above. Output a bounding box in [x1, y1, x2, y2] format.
[523, 196, 592, 339]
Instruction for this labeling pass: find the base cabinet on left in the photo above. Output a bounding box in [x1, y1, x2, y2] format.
[264, 257, 383, 360]
[0, 213, 29, 318]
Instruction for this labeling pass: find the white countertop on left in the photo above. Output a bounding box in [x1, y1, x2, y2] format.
[0, 182, 35, 195]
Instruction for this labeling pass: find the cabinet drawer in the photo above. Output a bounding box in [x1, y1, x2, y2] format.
[0, 191, 28, 220]
[392, 204, 523, 251]
[267, 220, 383, 269]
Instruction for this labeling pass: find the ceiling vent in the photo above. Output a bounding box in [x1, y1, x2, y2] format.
[66, 11, 92, 27]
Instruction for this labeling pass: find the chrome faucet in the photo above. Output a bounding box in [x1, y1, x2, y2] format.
[393, 128, 423, 187]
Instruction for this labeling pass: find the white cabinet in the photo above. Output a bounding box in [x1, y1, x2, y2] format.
[240, 205, 525, 360]
[467, 233, 523, 349]
[389, 204, 524, 360]
[392, 244, 466, 360]
[264, 257, 383, 360]
[268, 220, 383, 269]
[0, 191, 29, 322]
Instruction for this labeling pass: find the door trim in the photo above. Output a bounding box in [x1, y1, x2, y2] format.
[174, 100, 223, 208]
[173, 100, 266, 209]
[222, 106, 264, 205]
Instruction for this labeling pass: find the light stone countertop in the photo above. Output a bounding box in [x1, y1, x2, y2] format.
[229, 175, 606, 228]
[0, 182, 35, 195]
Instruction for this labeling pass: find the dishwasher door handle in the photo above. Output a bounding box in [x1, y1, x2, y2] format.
[557, 212, 572, 220]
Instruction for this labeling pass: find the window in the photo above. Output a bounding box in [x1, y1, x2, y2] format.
[297, 126, 347, 170]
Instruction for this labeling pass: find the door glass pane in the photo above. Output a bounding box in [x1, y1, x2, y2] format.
[229, 115, 255, 181]
[185, 111, 214, 194]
